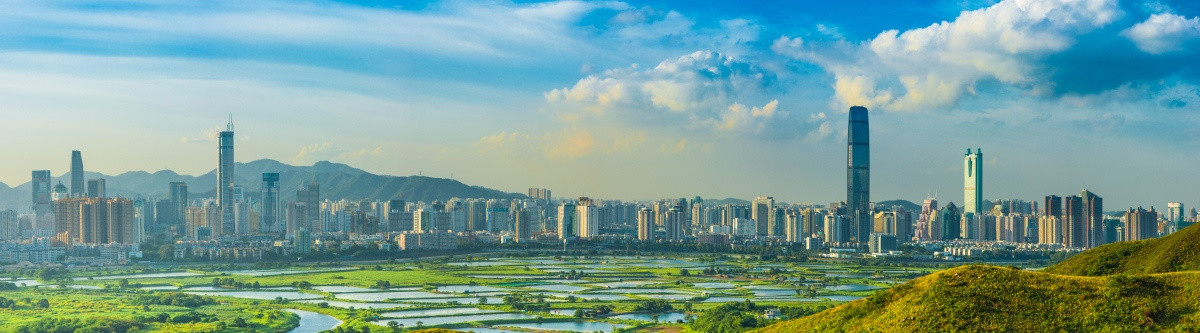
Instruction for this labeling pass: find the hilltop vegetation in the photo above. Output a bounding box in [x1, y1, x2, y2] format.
[756, 265, 1200, 332]
[1045, 224, 1200, 276]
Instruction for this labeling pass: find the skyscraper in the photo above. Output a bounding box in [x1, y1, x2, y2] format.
[916, 198, 938, 241]
[31, 170, 52, 215]
[940, 203, 961, 240]
[260, 173, 281, 234]
[1064, 195, 1085, 248]
[964, 148, 983, 215]
[217, 117, 235, 236]
[846, 106, 870, 243]
[557, 202, 576, 239]
[70, 150, 84, 198]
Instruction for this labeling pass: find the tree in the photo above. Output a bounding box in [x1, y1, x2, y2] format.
[158, 244, 175, 260]
[232, 317, 248, 327]
[477, 296, 488, 305]
[36, 299, 49, 308]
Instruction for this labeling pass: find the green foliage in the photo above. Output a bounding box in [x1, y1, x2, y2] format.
[134, 292, 217, 308]
[691, 300, 766, 333]
[35, 267, 69, 282]
[15, 317, 144, 333]
[633, 299, 674, 313]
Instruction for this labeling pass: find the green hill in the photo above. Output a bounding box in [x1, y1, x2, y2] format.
[756, 265, 1200, 332]
[1044, 224, 1200, 276]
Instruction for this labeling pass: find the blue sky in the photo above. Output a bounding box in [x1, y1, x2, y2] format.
[1, 0, 1199, 210]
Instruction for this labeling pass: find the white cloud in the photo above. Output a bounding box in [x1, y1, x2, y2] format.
[1122, 13, 1200, 54]
[777, 0, 1122, 111]
[547, 50, 794, 137]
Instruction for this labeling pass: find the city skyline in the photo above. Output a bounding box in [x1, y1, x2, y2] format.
[1, 0, 1198, 208]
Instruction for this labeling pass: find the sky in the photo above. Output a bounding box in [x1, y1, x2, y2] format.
[1, 0, 1199, 209]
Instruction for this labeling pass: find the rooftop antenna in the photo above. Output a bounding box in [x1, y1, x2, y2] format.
[227, 114, 234, 131]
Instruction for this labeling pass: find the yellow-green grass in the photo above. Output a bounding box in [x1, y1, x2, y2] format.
[756, 265, 1200, 332]
[1046, 223, 1200, 276]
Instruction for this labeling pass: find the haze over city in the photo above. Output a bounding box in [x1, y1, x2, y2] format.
[2, 0, 1199, 208]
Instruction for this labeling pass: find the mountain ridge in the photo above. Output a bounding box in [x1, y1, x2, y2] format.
[0, 159, 524, 212]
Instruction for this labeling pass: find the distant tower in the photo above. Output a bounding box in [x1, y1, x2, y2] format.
[169, 182, 188, 230]
[846, 106, 870, 243]
[218, 116, 235, 236]
[260, 173, 280, 234]
[31, 170, 52, 215]
[70, 151, 84, 198]
[86, 178, 106, 198]
[963, 149, 983, 215]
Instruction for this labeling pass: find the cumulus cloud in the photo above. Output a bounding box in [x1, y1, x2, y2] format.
[1123, 13, 1200, 54]
[777, 0, 1123, 111]
[547, 50, 802, 138]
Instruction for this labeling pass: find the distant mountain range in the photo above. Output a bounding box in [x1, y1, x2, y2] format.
[0, 159, 524, 212]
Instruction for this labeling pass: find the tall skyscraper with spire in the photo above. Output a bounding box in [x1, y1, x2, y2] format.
[846, 106, 870, 243]
[70, 150, 84, 198]
[964, 148, 983, 215]
[218, 116, 235, 236]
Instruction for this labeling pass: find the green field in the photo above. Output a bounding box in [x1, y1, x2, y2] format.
[0, 253, 962, 332]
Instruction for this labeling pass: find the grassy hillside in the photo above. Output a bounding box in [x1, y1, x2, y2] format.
[1045, 224, 1200, 276]
[755, 265, 1200, 333]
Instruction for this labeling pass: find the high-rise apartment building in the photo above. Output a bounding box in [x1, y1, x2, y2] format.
[637, 208, 654, 241]
[54, 197, 136, 244]
[527, 188, 552, 201]
[964, 148, 983, 215]
[1063, 195, 1086, 248]
[217, 118, 235, 236]
[751, 196, 774, 237]
[576, 197, 599, 239]
[1125, 207, 1158, 241]
[846, 106, 870, 243]
[1080, 190, 1103, 248]
[663, 206, 683, 241]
